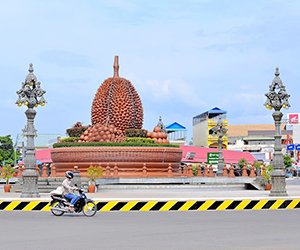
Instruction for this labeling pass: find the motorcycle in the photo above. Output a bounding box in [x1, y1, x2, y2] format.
[50, 187, 97, 217]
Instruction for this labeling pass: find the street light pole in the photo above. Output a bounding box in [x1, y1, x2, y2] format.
[211, 117, 228, 176]
[16, 64, 46, 198]
[264, 67, 290, 196]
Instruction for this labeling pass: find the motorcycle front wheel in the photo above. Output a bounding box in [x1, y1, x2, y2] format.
[82, 201, 97, 217]
[51, 201, 65, 216]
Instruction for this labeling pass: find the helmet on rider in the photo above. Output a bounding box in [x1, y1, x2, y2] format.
[65, 171, 74, 179]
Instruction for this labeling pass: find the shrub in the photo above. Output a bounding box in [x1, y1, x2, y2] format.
[253, 161, 262, 169]
[262, 164, 273, 184]
[0, 165, 15, 185]
[60, 137, 80, 143]
[238, 158, 248, 169]
[125, 137, 155, 144]
[125, 129, 147, 138]
[284, 155, 292, 169]
[87, 165, 103, 184]
[192, 164, 198, 176]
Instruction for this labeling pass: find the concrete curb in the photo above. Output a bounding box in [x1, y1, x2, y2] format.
[1, 198, 300, 211]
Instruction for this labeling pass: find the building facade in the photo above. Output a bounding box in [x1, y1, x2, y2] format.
[192, 107, 228, 149]
[227, 124, 292, 164]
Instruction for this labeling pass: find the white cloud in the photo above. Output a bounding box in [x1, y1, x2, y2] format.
[143, 78, 207, 109]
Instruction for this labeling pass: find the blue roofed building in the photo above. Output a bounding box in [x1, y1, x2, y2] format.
[165, 122, 187, 145]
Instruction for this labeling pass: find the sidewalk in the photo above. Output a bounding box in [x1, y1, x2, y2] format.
[1, 179, 300, 201]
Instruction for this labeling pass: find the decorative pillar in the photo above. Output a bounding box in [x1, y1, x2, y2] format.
[113, 163, 118, 177]
[50, 164, 56, 177]
[105, 164, 111, 178]
[242, 165, 248, 177]
[183, 164, 188, 176]
[197, 164, 203, 177]
[188, 164, 193, 177]
[167, 164, 173, 177]
[41, 164, 48, 177]
[229, 164, 235, 178]
[17, 167, 23, 177]
[222, 166, 228, 177]
[249, 165, 256, 178]
[211, 118, 228, 176]
[203, 165, 209, 177]
[264, 67, 290, 196]
[16, 64, 46, 198]
[208, 165, 214, 177]
[142, 163, 147, 177]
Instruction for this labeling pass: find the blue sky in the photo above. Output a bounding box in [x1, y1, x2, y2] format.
[1, 0, 300, 142]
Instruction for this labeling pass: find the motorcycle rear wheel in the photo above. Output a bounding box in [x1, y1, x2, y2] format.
[82, 201, 97, 217]
[51, 202, 65, 216]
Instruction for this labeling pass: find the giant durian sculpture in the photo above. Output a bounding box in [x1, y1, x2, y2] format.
[79, 56, 143, 143]
[91, 56, 143, 131]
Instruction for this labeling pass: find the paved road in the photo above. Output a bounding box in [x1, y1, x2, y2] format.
[1, 210, 299, 250]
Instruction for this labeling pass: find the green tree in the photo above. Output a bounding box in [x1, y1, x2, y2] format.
[283, 155, 292, 169]
[0, 135, 14, 166]
[238, 158, 248, 169]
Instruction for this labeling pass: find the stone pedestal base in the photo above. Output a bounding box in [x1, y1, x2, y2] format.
[217, 159, 224, 176]
[270, 171, 287, 196]
[21, 169, 40, 198]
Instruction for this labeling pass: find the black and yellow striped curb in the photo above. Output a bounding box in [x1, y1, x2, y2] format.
[1, 199, 300, 211]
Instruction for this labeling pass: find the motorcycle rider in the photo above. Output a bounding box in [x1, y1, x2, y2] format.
[62, 171, 79, 212]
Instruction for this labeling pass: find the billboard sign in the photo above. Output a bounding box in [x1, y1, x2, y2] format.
[288, 113, 299, 124]
[207, 152, 220, 164]
[287, 144, 295, 151]
[296, 144, 300, 151]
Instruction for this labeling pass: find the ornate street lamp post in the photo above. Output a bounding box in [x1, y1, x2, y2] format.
[264, 68, 290, 196]
[211, 117, 228, 176]
[16, 64, 46, 197]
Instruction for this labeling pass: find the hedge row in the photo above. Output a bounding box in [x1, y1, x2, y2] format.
[60, 137, 80, 143]
[53, 141, 179, 148]
[125, 137, 155, 144]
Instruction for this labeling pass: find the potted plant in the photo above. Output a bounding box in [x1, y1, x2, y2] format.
[262, 164, 273, 191]
[253, 161, 262, 176]
[1, 164, 15, 192]
[238, 158, 248, 176]
[86, 165, 103, 193]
